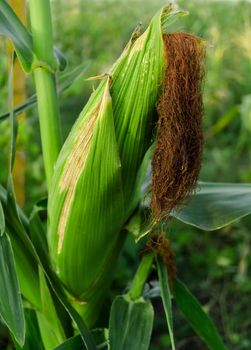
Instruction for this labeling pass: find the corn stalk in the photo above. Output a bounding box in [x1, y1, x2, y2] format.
[29, 0, 62, 188]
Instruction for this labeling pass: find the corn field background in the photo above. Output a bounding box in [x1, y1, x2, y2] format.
[0, 0, 251, 349]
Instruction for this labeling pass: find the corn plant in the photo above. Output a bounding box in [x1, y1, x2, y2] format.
[0, 1, 251, 349]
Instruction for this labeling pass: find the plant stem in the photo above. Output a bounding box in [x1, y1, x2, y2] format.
[128, 253, 154, 301]
[29, 0, 62, 188]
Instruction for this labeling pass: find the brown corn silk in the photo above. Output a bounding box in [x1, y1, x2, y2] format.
[151, 32, 206, 218]
[146, 232, 176, 285]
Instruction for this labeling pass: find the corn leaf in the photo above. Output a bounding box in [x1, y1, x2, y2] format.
[109, 296, 154, 350]
[5, 48, 41, 309]
[54, 46, 67, 71]
[0, 200, 4, 236]
[5, 226, 41, 309]
[1, 188, 41, 309]
[29, 199, 49, 268]
[173, 279, 227, 350]
[0, 186, 96, 349]
[14, 310, 44, 350]
[53, 335, 83, 350]
[37, 268, 66, 350]
[138, 171, 251, 231]
[0, 61, 90, 122]
[28, 224, 48, 270]
[7, 54, 17, 175]
[0, 2, 68, 73]
[174, 182, 251, 230]
[210, 106, 239, 136]
[0, 0, 34, 72]
[156, 255, 175, 350]
[0, 233, 25, 346]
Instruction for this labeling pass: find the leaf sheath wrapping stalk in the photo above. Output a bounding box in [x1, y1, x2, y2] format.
[47, 6, 180, 322]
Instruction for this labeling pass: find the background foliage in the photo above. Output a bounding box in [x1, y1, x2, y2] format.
[0, 0, 251, 349]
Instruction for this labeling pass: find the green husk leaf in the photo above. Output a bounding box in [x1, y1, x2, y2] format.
[110, 8, 165, 203]
[161, 4, 188, 32]
[127, 144, 154, 214]
[48, 78, 125, 299]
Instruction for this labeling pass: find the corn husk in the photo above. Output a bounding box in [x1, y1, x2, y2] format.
[48, 5, 183, 324]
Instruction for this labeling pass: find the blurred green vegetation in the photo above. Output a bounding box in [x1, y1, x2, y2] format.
[0, 0, 251, 349]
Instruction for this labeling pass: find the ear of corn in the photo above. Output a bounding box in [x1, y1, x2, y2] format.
[48, 5, 184, 324]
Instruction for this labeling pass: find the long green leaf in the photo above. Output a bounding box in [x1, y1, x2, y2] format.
[0, 185, 96, 349]
[109, 295, 154, 350]
[0, 0, 34, 71]
[29, 199, 49, 269]
[53, 335, 83, 350]
[0, 233, 25, 346]
[54, 46, 67, 71]
[174, 182, 251, 230]
[156, 255, 175, 350]
[0, 61, 90, 122]
[2, 191, 41, 309]
[5, 52, 39, 311]
[3, 53, 94, 346]
[14, 309, 44, 350]
[5, 49, 40, 309]
[139, 175, 251, 230]
[173, 279, 227, 350]
[0, 200, 5, 236]
[8, 53, 16, 173]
